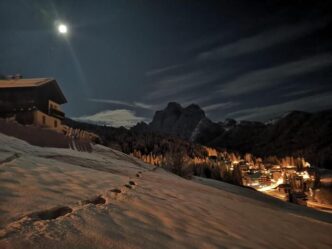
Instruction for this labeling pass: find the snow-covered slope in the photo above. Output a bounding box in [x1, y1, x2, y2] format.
[0, 133, 331, 249]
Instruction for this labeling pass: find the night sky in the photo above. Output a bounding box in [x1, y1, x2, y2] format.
[1, 0, 332, 127]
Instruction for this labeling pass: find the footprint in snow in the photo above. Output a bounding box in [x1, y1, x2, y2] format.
[27, 206, 72, 221]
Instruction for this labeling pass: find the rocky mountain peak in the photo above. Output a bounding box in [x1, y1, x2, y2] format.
[149, 102, 207, 140]
[166, 101, 182, 110]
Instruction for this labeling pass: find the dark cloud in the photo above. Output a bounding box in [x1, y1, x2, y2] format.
[226, 92, 332, 121]
[197, 21, 328, 60]
[219, 54, 332, 96]
[203, 102, 239, 112]
[88, 98, 155, 110]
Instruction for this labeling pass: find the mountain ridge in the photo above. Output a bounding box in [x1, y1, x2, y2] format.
[65, 103, 332, 169]
[133, 103, 332, 169]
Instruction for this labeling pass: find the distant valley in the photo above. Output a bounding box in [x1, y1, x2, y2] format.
[68, 102, 332, 170]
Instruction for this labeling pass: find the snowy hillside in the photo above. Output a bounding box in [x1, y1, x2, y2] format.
[0, 133, 331, 249]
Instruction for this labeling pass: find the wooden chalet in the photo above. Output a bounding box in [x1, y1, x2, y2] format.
[0, 77, 67, 133]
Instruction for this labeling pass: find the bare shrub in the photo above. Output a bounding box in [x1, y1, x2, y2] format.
[162, 146, 192, 179]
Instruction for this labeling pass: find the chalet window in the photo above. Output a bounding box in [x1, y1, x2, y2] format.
[42, 115, 46, 125]
[54, 120, 58, 128]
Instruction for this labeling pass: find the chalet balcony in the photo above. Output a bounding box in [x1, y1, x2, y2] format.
[49, 108, 65, 119]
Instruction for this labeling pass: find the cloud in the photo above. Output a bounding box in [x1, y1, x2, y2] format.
[219, 54, 332, 96]
[145, 63, 185, 76]
[226, 92, 332, 121]
[73, 109, 147, 128]
[148, 71, 221, 100]
[133, 102, 154, 109]
[282, 88, 316, 98]
[198, 21, 327, 60]
[89, 98, 133, 107]
[203, 102, 239, 112]
[88, 98, 155, 110]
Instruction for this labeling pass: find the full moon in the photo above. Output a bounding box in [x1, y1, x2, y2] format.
[58, 24, 68, 34]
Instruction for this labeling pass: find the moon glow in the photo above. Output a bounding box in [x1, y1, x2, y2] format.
[58, 24, 68, 34]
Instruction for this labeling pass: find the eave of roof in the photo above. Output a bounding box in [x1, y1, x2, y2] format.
[0, 78, 67, 104]
[0, 78, 52, 88]
[50, 80, 67, 104]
